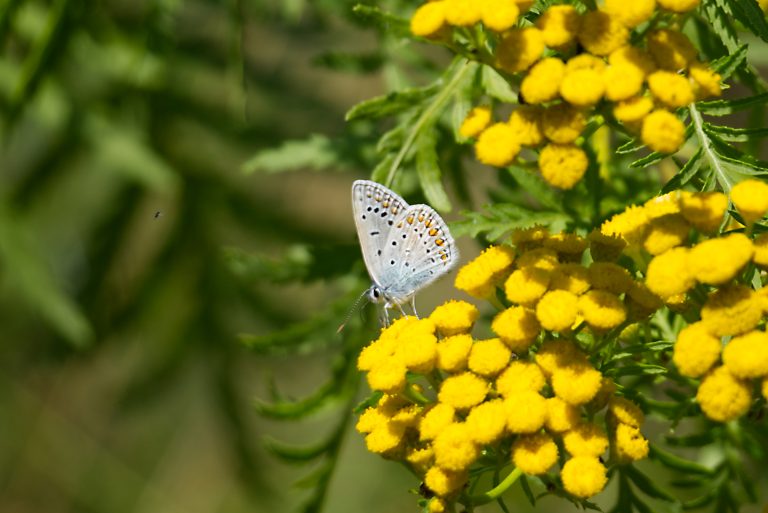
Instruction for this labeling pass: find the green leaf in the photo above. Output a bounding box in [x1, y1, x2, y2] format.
[624, 466, 678, 503]
[703, 123, 768, 142]
[415, 126, 452, 212]
[520, 475, 537, 507]
[371, 153, 396, 183]
[702, 0, 742, 54]
[630, 150, 666, 169]
[725, 0, 768, 43]
[451, 203, 570, 240]
[709, 44, 748, 79]
[481, 65, 518, 103]
[506, 165, 563, 211]
[351, 4, 410, 38]
[263, 436, 332, 463]
[661, 147, 704, 193]
[649, 444, 716, 475]
[607, 363, 668, 377]
[353, 391, 383, 414]
[696, 93, 768, 116]
[346, 83, 439, 121]
[243, 134, 344, 174]
[616, 138, 643, 155]
[451, 65, 479, 142]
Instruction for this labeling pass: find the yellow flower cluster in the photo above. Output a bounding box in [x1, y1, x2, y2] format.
[412, 0, 722, 190]
[356, 226, 666, 506]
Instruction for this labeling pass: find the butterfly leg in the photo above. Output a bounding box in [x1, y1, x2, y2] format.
[381, 303, 391, 326]
[408, 297, 419, 319]
[396, 302, 409, 319]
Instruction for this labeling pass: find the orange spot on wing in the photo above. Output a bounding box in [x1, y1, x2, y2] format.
[435, 239, 445, 246]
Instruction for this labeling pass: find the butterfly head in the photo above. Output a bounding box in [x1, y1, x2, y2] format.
[368, 285, 385, 304]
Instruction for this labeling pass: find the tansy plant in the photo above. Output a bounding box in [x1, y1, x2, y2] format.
[240, 1, 768, 512]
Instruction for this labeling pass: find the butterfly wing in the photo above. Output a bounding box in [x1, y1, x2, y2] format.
[351, 180, 410, 287]
[377, 203, 458, 301]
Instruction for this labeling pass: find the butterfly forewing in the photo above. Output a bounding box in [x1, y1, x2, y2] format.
[352, 180, 410, 287]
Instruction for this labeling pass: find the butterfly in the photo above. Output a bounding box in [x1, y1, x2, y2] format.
[352, 180, 458, 324]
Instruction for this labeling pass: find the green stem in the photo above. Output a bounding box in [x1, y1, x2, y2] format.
[466, 467, 523, 506]
[689, 103, 734, 192]
[384, 59, 475, 188]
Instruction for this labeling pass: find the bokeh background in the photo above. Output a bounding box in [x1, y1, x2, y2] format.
[1, 1, 767, 513]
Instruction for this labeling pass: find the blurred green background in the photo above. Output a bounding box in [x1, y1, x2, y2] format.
[1, 1, 766, 513]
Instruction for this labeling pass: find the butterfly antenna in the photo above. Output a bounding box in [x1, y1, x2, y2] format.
[336, 289, 371, 334]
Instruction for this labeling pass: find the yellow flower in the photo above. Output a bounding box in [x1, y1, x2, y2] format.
[646, 247, 695, 299]
[455, 245, 516, 298]
[592, 377, 618, 410]
[420, 403, 457, 441]
[701, 284, 762, 337]
[390, 403, 423, 427]
[696, 366, 752, 422]
[535, 339, 586, 376]
[511, 433, 559, 475]
[468, 338, 512, 377]
[424, 466, 467, 496]
[536, 289, 579, 331]
[560, 68, 605, 107]
[433, 423, 479, 471]
[459, 106, 492, 139]
[475, 122, 521, 167]
[496, 360, 546, 396]
[367, 358, 408, 393]
[357, 406, 389, 434]
[538, 144, 589, 190]
[647, 29, 697, 71]
[366, 421, 406, 454]
[722, 330, 768, 379]
[608, 397, 645, 427]
[438, 372, 489, 410]
[520, 58, 565, 105]
[503, 390, 548, 433]
[508, 106, 544, 147]
[543, 233, 588, 257]
[496, 27, 545, 72]
[565, 54, 607, 74]
[577, 10, 629, 56]
[763, 376, 768, 400]
[644, 192, 682, 219]
[601, 205, 649, 245]
[430, 300, 479, 336]
[609, 46, 656, 76]
[464, 399, 508, 444]
[480, 0, 519, 31]
[614, 424, 649, 462]
[552, 361, 603, 405]
[512, 225, 550, 249]
[411, 1, 448, 38]
[679, 191, 727, 233]
[613, 95, 654, 123]
[603, 64, 644, 102]
[436, 334, 474, 372]
[641, 109, 685, 154]
[406, 446, 434, 473]
[517, 247, 559, 271]
[444, 0, 481, 26]
[535, 4, 581, 48]
[657, 0, 700, 13]
[504, 266, 551, 305]
[578, 290, 627, 331]
[626, 282, 664, 319]
[358, 337, 396, 372]
[563, 422, 609, 457]
[541, 103, 586, 144]
[731, 178, 768, 224]
[396, 319, 438, 373]
[604, 0, 656, 27]
[642, 213, 690, 255]
[545, 397, 580, 432]
[561, 457, 608, 498]
[588, 262, 633, 294]
[689, 62, 722, 99]
[673, 322, 722, 378]
[689, 233, 754, 285]
[491, 306, 541, 352]
[428, 498, 446, 513]
[588, 230, 627, 262]
[754, 233, 768, 267]
[648, 70, 695, 108]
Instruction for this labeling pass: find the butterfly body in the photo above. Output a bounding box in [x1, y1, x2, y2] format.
[352, 180, 458, 322]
